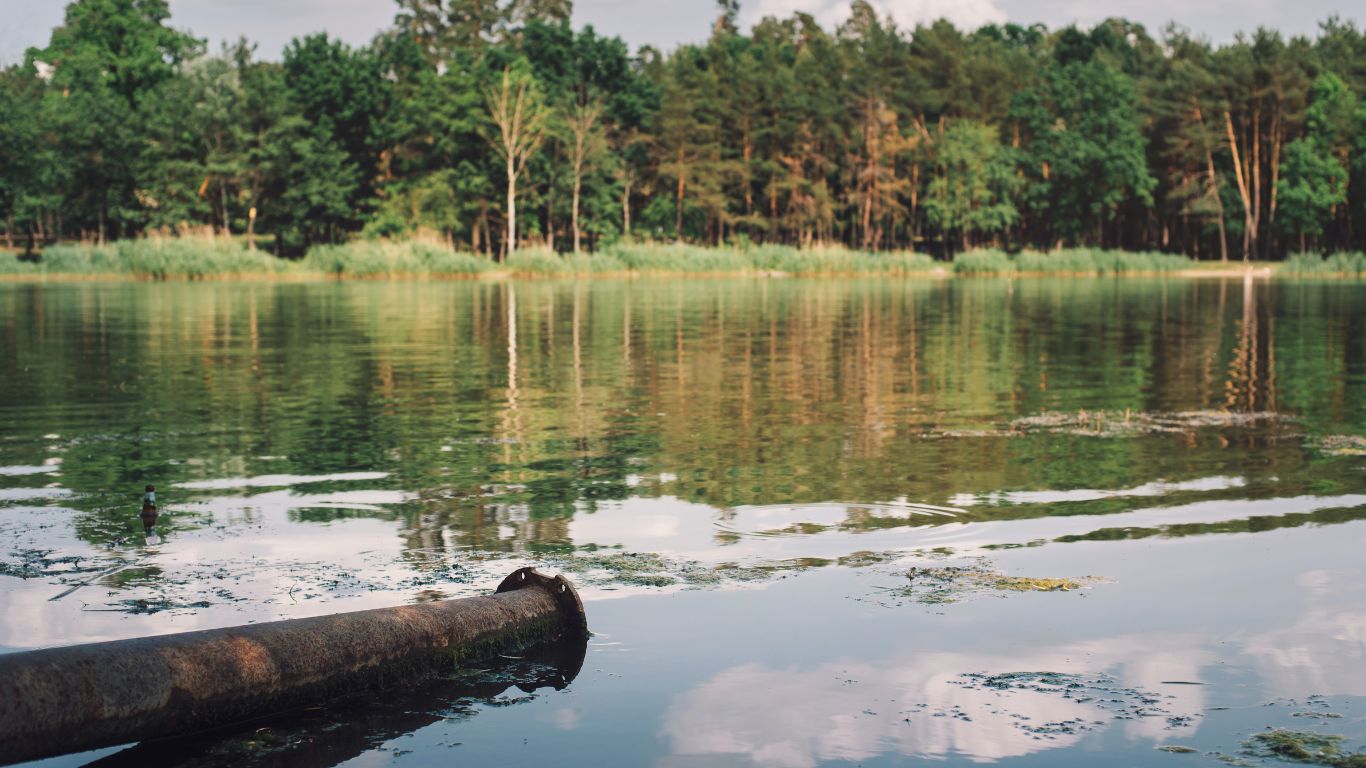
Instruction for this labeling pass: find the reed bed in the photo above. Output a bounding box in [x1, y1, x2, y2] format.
[4, 239, 1338, 281]
[3, 239, 944, 279]
[954, 248, 1192, 275]
[1282, 251, 1366, 276]
[1, 239, 296, 278]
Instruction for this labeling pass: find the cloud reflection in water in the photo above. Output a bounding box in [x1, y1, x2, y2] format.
[663, 637, 1216, 766]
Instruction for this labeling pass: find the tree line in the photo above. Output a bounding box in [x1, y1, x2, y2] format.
[1, 0, 1364, 259]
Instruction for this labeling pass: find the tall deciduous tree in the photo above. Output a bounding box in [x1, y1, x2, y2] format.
[485, 64, 549, 257]
[1278, 73, 1355, 248]
[1011, 40, 1154, 247]
[924, 119, 1020, 252]
[566, 98, 606, 253]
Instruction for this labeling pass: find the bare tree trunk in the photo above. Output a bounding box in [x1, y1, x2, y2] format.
[545, 174, 555, 252]
[571, 174, 581, 254]
[675, 146, 686, 242]
[1251, 106, 1262, 260]
[1206, 151, 1229, 262]
[247, 206, 257, 251]
[220, 184, 230, 236]
[742, 115, 753, 216]
[486, 67, 549, 260]
[861, 99, 875, 250]
[1192, 102, 1229, 262]
[1224, 110, 1256, 261]
[910, 160, 920, 252]
[1268, 109, 1283, 255]
[506, 154, 517, 259]
[567, 100, 604, 252]
[622, 177, 632, 237]
[768, 182, 778, 242]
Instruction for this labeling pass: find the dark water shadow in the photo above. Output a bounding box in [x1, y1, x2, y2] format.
[79, 636, 587, 768]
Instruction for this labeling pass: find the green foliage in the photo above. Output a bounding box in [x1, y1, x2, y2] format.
[1280, 139, 1350, 240]
[1011, 55, 1155, 245]
[5, 1, 1366, 260]
[282, 33, 390, 215]
[924, 119, 1021, 248]
[1278, 74, 1356, 242]
[263, 116, 361, 250]
[32, 0, 202, 109]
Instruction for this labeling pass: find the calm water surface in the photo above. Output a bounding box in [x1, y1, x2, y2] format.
[1, 277, 1364, 767]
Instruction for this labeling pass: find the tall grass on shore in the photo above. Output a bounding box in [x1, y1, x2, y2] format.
[1282, 251, 1366, 276]
[1, 238, 1232, 280]
[304, 240, 489, 277]
[0, 239, 297, 278]
[953, 248, 1192, 275]
[493, 243, 940, 275]
[2, 239, 942, 279]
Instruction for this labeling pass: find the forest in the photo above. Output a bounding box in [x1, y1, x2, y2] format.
[1, 0, 1364, 261]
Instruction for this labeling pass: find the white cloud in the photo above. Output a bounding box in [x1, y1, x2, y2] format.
[742, 0, 1008, 33]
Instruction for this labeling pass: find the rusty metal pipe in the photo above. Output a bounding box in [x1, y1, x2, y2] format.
[0, 567, 586, 766]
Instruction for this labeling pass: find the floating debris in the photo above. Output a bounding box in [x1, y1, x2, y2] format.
[110, 597, 214, 615]
[0, 549, 99, 581]
[1157, 745, 1200, 753]
[1243, 729, 1366, 767]
[1312, 435, 1366, 457]
[1011, 409, 1286, 438]
[544, 552, 771, 590]
[897, 560, 1102, 604]
[947, 672, 1196, 739]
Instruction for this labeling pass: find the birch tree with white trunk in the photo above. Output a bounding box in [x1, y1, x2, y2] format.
[566, 98, 606, 254]
[485, 65, 549, 258]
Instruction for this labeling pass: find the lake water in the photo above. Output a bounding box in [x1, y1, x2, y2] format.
[1, 277, 1364, 767]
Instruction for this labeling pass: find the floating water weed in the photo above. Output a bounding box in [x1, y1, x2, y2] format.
[949, 672, 1195, 738]
[114, 597, 213, 614]
[1012, 409, 1286, 437]
[1312, 435, 1366, 456]
[898, 560, 1101, 604]
[0, 549, 95, 580]
[1244, 730, 1366, 767]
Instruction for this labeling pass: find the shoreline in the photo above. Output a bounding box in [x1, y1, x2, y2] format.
[0, 266, 1321, 283]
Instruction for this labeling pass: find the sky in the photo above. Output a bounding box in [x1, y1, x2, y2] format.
[2, 0, 1361, 65]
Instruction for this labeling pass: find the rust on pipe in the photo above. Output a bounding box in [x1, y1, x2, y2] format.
[0, 567, 586, 767]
